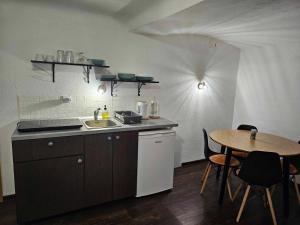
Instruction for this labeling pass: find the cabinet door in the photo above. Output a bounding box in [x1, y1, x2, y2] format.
[14, 155, 84, 222]
[113, 132, 138, 200]
[84, 133, 113, 206]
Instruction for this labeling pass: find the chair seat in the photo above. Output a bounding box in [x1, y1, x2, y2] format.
[232, 150, 248, 159]
[280, 161, 298, 175]
[209, 154, 240, 167]
[289, 164, 298, 175]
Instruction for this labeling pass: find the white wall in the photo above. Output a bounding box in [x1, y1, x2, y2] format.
[0, 1, 240, 195]
[231, 1, 300, 140]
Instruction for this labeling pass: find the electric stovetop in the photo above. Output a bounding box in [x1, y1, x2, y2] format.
[17, 118, 83, 132]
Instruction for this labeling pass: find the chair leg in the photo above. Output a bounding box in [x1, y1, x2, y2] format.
[292, 176, 300, 205]
[201, 162, 210, 183]
[232, 181, 244, 201]
[236, 185, 251, 222]
[226, 168, 233, 201]
[270, 185, 276, 196]
[266, 188, 278, 225]
[200, 163, 212, 194]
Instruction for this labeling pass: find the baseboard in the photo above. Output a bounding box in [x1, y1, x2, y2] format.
[182, 159, 206, 166]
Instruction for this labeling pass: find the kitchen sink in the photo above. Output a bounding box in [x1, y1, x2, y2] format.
[84, 119, 119, 129]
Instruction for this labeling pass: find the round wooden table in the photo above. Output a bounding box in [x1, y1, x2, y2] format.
[210, 129, 300, 217]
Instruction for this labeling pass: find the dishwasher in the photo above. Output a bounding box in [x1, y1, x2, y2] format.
[136, 129, 176, 197]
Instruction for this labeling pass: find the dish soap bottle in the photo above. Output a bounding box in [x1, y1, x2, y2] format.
[102, 105, 110, 119]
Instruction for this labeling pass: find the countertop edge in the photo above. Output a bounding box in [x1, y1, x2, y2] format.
[11, 118, 178, 141]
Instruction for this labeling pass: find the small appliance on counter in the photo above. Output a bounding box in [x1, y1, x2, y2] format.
[136, 101, 148, 119]
[115, 111, 142, 124]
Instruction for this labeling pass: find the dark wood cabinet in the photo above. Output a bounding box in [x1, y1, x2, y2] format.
[84, 133, 113, 206]
[12, 131, 138, 223]
[14, 155, 84, 222]
[113, 132, 138, 200]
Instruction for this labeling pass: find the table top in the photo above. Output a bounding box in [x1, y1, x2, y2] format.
[210, 129, 300, 156]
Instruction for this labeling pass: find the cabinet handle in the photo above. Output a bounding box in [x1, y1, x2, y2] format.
[155, 141, 163, 144]
[107, 136, 112, 141]
[48, 141, 54, 147]
[115, 136, 120, 140]
[77, 158, 83, 164]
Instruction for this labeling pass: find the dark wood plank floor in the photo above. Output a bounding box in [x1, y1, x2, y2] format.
[1, 161, 300, 225]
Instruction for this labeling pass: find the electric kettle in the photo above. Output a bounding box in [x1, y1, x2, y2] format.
[136, 101, 148, 119]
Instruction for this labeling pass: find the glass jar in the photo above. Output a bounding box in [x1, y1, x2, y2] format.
[65, 50, 74, 63]
[57, 50, 64, 63]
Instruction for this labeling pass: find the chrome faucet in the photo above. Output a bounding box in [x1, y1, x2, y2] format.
[94, 108, 101, 120]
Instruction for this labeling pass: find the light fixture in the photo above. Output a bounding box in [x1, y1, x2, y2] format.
[97, 83, 107, 94]
[198, 81, 206, 90]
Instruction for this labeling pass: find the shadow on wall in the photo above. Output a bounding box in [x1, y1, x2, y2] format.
[132, 32, 239, 162]
[136, 33, 239, 126]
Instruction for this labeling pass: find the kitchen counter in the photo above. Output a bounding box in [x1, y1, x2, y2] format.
[11, 117, 178, 141]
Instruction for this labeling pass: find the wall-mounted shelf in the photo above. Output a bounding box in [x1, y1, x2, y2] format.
[31, 60, 110, 83]
[100, 78, 159, 96]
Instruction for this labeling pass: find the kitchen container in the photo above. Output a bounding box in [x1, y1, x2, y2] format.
[76, 52, 87, 63]
[65, 50, 74, 63]
[150, 98, 160, 119]
[101, 75, 116, 80]
[136, 76, 154, 82]
[35, 54, 45, 61]
[56, 50, 64, 63]
[45, 55, 55, 62]
[89, 59, 105, 66]
[136, 101, 148, 119]
[115, 111, 142, 124]
[118, 73, 135, 81]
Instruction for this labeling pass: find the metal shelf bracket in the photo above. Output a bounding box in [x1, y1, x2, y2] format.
[137, 82, 146, 96]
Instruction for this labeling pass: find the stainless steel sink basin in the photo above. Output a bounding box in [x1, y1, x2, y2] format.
[84, 120, 118, 129]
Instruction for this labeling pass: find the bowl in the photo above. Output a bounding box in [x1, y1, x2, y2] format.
[135, 76, 154, 82]
[101, 75, 116, 81]
[118, 73, 136, 81]
[89, 59, 105, 66]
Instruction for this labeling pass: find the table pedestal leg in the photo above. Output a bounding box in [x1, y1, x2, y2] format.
[282, 157, 290, 218]
[218, 148, 232, 204]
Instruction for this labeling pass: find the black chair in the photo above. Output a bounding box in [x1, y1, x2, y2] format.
[288, 140, 300, 205]
[236, 151, 282, 225]
[232, 124, 258, 159]
[200, 129, 240, 201]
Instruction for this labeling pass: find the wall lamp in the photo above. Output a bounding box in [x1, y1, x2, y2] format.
[197, 81, 206, 90]
[97, 83, 107, 94]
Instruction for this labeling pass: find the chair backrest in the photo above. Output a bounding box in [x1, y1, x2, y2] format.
[237, 124, 258, 131]
[238, 151, 282, 187]
[202, 129, 215, 160]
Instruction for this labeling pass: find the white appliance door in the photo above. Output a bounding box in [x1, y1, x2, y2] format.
[136, 130, 175, 197]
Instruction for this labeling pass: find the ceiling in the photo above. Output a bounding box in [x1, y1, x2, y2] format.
[135, 0, 300, 48]
[5, 0, 205, 29]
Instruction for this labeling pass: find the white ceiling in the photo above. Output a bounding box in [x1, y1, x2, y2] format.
[135, 0, 300, 48]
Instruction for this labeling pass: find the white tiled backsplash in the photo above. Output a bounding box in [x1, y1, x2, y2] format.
[17, 95, 153, 120]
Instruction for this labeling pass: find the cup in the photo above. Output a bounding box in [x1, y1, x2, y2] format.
[250, 129, 257, 140]
[35, 54, 45, 61]
[45, 55, 55, 62]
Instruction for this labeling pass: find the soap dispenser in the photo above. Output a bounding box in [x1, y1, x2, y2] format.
[102, 105, 109, 119]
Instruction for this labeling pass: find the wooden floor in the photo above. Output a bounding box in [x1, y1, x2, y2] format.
[1, 161, 300, 225]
